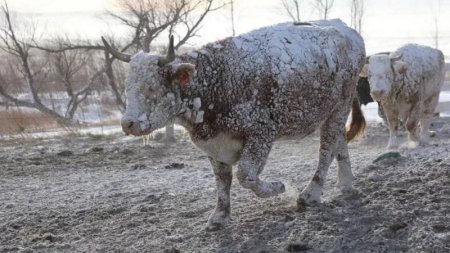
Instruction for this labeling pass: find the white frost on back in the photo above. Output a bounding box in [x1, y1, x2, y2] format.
[393, 44, 445, 91]
[368, 43, 445, 100]
[232, 19, 364, 85]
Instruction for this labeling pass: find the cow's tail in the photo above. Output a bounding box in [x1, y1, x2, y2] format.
[346, 97, 366, 141]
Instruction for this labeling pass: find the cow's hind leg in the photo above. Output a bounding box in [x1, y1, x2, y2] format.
[405, 103, 422, 148]
[336, 134, 354, 192]
[237, 138, 285, 198]
[297, 107, 347, 209]
[206, 157, 232, 231]
[419, 94, 440, 145]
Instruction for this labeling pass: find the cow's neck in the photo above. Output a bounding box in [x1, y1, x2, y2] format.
[174, 51, 231, 137]
[174, 83, 206, 132]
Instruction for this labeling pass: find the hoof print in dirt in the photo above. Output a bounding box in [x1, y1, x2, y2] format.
[164, 163, 185, 170]
[286, 242, 310, 252]
[31, 233, 57, 243]
[121, 148, 134, 155]
[163, 247, 181, 253]
[389, 222, 408, 232]
[89, 147, 104, 153]
[373, 151, 401, 163]
[131, 163, 147, 170]
[57, 150, 73, 157]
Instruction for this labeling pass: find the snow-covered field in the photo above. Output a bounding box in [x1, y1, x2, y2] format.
[1, 115, 449, 252]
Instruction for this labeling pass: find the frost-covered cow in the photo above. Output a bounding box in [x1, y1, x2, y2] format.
[364, 44, 445, 148]
[103, 19, 366, 231]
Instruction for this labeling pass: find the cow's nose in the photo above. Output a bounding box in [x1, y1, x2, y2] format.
[121, 119, 136, 135]
[371, 90, 385, 100]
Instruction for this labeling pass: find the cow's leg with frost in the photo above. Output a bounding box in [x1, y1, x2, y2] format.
[420, 94, 440, 145]
[336, 133, 354, 192]
[206, 157, 233, 231]
[237, 137, 285, 198]
[385, 107, 400, 149]
[405, 103, 421, 148]
[298, 106, 349, 208]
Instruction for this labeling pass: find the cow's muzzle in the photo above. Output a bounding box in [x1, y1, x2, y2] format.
[121, 119, 144, 136]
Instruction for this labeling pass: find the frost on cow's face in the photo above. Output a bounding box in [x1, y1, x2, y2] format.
[121, 53, 179, 136]
[367, 55, 393, 101]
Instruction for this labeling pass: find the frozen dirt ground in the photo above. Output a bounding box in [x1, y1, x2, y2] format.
[0, 119, 449, 253]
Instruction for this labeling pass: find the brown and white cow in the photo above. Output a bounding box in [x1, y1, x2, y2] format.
[364, 44, 445, 149]
[103, 19, 366, 231]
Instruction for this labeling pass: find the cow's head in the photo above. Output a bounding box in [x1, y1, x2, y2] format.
[102, 36, 195, 136]
[365, 53, 408, 101]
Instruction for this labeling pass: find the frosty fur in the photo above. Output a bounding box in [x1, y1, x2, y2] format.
[119, 19, 366, 231]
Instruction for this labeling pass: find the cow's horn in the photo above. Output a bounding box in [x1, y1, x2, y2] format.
[167, 35, 175, 61]
[101, 36, 131, 63]
[158, 35, 176, 66]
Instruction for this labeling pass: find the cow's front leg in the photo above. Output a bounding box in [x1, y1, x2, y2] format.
[206, 157, 232, 231]
[385, 108, 400, 149]
[236, 138, 285, 198]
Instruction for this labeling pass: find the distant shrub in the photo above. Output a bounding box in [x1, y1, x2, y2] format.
[0, 108, 58, 135]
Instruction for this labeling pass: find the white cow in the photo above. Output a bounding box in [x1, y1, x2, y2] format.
[103, 19, 366, 231]
[366, 44, 445, 148]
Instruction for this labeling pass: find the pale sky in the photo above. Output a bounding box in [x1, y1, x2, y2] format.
[5, 0, 450, 57]
[8, 0, 111, 13]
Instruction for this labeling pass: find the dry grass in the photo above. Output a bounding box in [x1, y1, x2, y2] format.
[0, 109, 59, 136]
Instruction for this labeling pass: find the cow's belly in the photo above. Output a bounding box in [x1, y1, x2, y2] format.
[193, 133, 244, 166]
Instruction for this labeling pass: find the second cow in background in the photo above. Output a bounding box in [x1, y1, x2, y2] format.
[362, 44, 445, 149]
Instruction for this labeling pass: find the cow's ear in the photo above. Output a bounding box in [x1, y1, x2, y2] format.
[172, 63, 195, 88]
[392, 61, 408, 75]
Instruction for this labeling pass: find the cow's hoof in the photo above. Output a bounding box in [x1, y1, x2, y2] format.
[407, 141, 420, 149]
[254, 181, 285, 198]
[297, 188, 321, 211]
[296, 197, 311, 212]
[205, 211, 230, 232]
[205, 221, 225, 232]
[338, 184, 354, 193]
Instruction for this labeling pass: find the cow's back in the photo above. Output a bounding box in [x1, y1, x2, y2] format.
[187, 20, 365, 138]
[395, 44, 445, 98]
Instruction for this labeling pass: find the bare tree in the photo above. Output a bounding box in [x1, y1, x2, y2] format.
[0, 2, 72, 125]
[111, 0, 224, 52]
[312, 0, 334, 20]
[0, 2, 106, 126]
[431, 0, 442, 49]
[281, 0, 303, 22]
[48, 41, 103, 119]
[350, 0, 364, 34]
[31, 38, 127, 112]
[229, 0, 236, 36]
